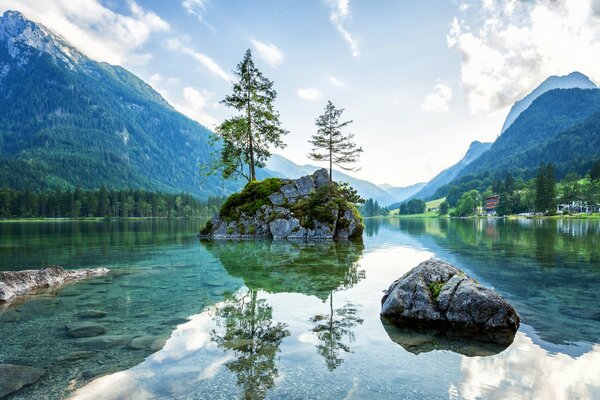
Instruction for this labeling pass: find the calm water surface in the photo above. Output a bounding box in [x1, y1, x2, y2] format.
[0, 218, 599, 399]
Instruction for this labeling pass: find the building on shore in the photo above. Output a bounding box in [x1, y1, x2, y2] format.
[485, 195, 499, 215]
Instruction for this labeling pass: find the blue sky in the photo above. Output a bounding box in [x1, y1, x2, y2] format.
[2, 0, 600, 186]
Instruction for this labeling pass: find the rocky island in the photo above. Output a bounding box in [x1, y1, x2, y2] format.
[381, 258, 520, 345]
[199, 169, 363, 240]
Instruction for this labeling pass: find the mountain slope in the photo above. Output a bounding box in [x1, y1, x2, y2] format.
[501, 72, 596, 133]
[456, 88, 600, 181]
[266, 154, 397, 206]
[410, 141, 492, 200]
[0, 10, 245, 198]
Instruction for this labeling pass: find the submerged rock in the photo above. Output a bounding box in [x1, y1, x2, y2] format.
[381, 258, 520, 345]
[0, 364, 45, 398]
[76, 309, 108, 319]
[0, 266, 110, 303]
[66, 322, 107, 338]
[199, 169, 363, 240]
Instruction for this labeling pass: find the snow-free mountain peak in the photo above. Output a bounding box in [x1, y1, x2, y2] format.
[0, 10, 83, 68]
[501, 71, 597, 133]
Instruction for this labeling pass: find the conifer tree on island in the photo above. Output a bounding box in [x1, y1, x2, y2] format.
[308, 101, 363, 194]
[214, 49, 287, 182]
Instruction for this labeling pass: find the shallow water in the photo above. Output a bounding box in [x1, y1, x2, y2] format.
[0, 218, 599, 399]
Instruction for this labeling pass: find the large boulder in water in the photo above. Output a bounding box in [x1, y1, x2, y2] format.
[380, 258, 520, 344]
[199, 169, 363, 240]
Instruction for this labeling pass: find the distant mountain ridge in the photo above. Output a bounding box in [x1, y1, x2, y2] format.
[409, 141, 492, 200]
[455, 88, 600, 181]
[501, 72, 597, 133]
[383, 182, 427, 204]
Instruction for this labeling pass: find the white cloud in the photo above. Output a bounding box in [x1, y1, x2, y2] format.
[251, 39, 284, 68]
[182, 0, 214, 32]
[420, 82, 453, 113]
[173, 87, 218, 128]
[165, 38, 230, 82]
[328, 76, 346, 87]
[297, 88, 323, 101]
[326, 0, 360, 57]
[448, 0, 600, 113]
[0, 0, 170, 66]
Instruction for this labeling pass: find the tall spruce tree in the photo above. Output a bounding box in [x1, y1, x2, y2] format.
[215, 49, 287, 182]
[308, 101, 363, 191]
[535, 163, 547, 212]
[545, 163, 556, 214]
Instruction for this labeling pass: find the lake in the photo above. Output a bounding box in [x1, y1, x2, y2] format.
[1, 218, 599, 399]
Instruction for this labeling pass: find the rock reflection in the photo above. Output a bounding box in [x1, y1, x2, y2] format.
[381, 319, 511, 357]
[201, 239, 365, 300]
[210, 289, 290, 400]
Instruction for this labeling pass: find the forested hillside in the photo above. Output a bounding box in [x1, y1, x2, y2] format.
[0, 11, 240, 198]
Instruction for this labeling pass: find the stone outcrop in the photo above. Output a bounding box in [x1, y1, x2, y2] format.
[0, 266, 109, 303]
[381, 258, 520, 344]
[199, 169, 363, 240]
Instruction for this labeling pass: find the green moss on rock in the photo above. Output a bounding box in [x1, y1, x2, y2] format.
[219, 178, 284, 221]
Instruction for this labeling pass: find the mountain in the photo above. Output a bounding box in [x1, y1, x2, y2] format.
[453, 88, 600, 183]
[0, 10, 249, 198]
[382, 182, 426, 203]
[265, 154, 397, 206]
[409, 141, 492, 200]
[500, 72, 597, 133]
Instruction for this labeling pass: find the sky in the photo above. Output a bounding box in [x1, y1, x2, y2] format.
[2, 0, 600, 187]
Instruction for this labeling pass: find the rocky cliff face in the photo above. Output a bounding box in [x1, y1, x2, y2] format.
[199, 169, 363, 240]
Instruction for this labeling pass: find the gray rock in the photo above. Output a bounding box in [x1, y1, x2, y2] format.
[58, 351, 96, 363]
[269, 218, 301, 239]
[313, 169, 330, 188]
[280, 184, 300, 199]
[294, 175, 315, 196]
[128, 335, 159, 350]
[268, 192, 285, 205]
[76, 309, 107, 319]
[77, 335, 131, 350]
[0, 364, 45, 398]
[381, 258, 520, 344]
[0, 266, 110, 303]
[161, 317, 189, 326]
[150, 337, 167, 352]
[66, 322, 107, 338]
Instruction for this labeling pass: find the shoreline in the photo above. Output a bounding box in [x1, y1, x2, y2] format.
[0, 217, 207, 223]
[369, 213, 600, 220]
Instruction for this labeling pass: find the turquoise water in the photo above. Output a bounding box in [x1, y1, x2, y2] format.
[0, 218, 599, 399]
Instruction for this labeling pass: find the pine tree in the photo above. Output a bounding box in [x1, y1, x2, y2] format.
[591, 160, 600, 181]
[308, 101, 363, 192]
[215, 49, 287, 181]
[535, 163, 546, 212]
[545, 163, 556, 214]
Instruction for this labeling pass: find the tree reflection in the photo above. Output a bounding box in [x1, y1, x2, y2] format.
[310, 298, 363, 370]
[309, 256, 365, 371]
[211, 289, 290, 400]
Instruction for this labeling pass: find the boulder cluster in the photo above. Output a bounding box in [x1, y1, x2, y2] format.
[199, 169, 363, 240]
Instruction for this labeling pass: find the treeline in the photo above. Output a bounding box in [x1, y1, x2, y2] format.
[398, 199, 426, 215]
[359, 198, 389, 217]
[0, 185, 225, 219]
[445, 161, 600, 217]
